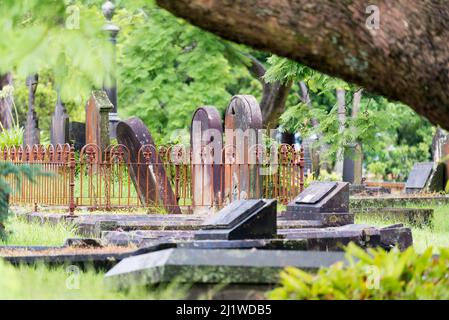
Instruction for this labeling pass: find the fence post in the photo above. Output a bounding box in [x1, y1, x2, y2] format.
[69, 145, 76, 215]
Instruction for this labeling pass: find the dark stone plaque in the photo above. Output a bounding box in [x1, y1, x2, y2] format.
[194, 199, 277, 240]
[116, 117, 181, 214]
[190, 106, 223, 213]
[285, 182, 351, 224]
[201, 199, 265, 230]
[295, 182, 337, 204]
[405, 162, 434, 193]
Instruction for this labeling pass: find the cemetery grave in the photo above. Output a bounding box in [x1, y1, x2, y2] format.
[0, 87, 418, 298]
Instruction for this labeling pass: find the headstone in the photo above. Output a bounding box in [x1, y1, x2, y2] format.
[405, 162, 434, 193]
[105, 248, 347, 287]
[23, 74, 40, 146]
[0, 73, 14, 130]
[284, 182, 353, 226]
[224, 95, 263, 202]
[69, 122, 86, 151]
[194, 199, 277, 240]
[432, 128, 449, 188]
[116, 117, 181, 214]
[85, 90, 113, 151]
[50, 90, 70, 146]
[427, 162, 446, 192]
[342, 144, 363, 184]
[190, 106, 223, 213]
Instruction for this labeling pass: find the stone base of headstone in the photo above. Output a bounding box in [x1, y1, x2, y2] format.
[105, 248, 347, 288]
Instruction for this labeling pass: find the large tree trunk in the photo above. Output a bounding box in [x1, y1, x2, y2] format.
[245, 54, 292, 128]
[0, 73, 14, 130]
[157, 0, 449, 131]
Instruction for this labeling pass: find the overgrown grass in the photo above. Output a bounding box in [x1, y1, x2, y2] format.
[0, 216, 77, 246]
[0, 260, 186, 299]
[356, 204, 449, 253]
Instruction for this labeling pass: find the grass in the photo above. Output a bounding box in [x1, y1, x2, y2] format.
[0, 215, 77, 246]
[0, 260, 186, 299]
[356, 204, 449, 253]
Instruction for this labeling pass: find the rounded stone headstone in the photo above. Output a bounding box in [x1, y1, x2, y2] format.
[224, 95, 263, 202]
[190, 106, 223, 213]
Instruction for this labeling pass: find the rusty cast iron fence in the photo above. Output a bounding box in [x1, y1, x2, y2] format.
[1, 143, 304, 214]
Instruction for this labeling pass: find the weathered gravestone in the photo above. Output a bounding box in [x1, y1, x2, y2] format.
[105, 248, 347, 289]
[69, 122, 86, 151]
[432, 128, 449, 187]
[23, 74, 40, 146]
[284, 181, 353, 226]
[85, 90, 113, 151]
[190, 106, 223, 213]
[194, 199, 277, 240]
[405, 162, 445, 193]
[50, 90, 70, 146]
[116, 117, 181, 214]
[224, 95, 263, 202]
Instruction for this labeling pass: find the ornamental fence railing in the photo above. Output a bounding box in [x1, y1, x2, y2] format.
[0, 143, 304, 214]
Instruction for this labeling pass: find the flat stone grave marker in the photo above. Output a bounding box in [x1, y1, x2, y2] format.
[295, 182, 337, 204]
[105, 248, 347, 287]
[23, 74, 40, 146]
[224, 95, 263, 201]
[405, 162, 434, 193]
[116, 117, 181, 214]
[190, 106, 223, 213]
[284, 181, 352, 226]
[194, 199, 277, 240]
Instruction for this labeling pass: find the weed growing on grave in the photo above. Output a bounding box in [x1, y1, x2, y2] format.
[269, 243, 449, 300]
[0, 215, 77, 246]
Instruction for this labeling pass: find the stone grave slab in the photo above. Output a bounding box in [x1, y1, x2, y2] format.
[224, 95, 263, 201]
[405, 162, 434, 193]
[50, 91, 70, 146]
[190, 106, 223, 213]
[284, 182, 351, 225]
[194, 199, 277, 240]
[105, 248, 347, 287]
[116, 117, 181, 214]
[69, 121, 86, 151]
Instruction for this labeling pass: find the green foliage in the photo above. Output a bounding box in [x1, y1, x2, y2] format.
[118, 2, 258, 142]
[0, 259, 186, 299]
[269, 244, 449, 300]
[0, 162, 45, 236]
[0, 0, 114, 104]
[266, 55, 434, 180]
